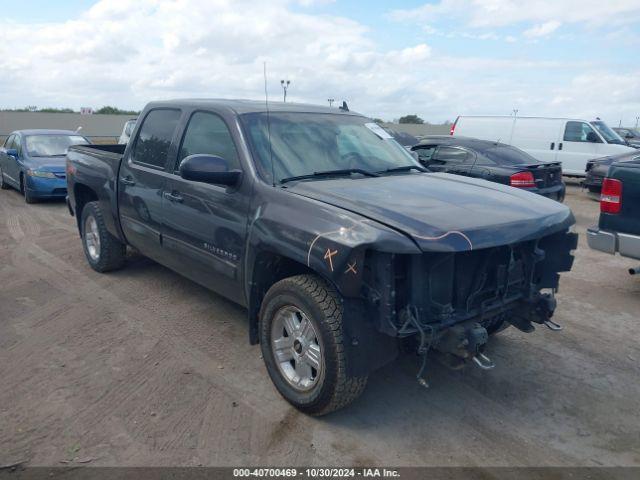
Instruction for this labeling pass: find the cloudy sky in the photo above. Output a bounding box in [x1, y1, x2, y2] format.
[0, 0, 639, 124]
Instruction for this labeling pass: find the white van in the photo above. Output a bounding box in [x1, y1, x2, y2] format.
[451, 116, 635, 176]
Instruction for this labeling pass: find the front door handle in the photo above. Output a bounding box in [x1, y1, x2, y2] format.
[163, 191, 183, 203]
[121, 176, 135, 186]
[558, 143, 563, 150]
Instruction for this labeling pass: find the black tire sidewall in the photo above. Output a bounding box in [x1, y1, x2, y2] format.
[81, 204, 103, 270]
[0, 165, 8, 189]
[260, 282, 340, 411]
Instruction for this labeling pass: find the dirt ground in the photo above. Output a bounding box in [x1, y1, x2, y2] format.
[1, 181, 639, 468]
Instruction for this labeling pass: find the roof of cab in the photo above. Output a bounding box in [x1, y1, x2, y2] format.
[145, 98, 363, 116]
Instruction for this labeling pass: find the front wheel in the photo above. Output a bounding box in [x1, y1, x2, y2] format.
[21, 176, 37, 203]
[81, 201, 126, 272]
[259, 274, 368, 416]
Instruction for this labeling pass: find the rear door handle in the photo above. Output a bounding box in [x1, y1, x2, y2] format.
[550, 142, 555, 150]
[163, 191, 183, 203]
[121, 176, 135, 186]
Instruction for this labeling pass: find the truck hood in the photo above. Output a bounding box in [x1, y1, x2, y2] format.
[287, 173, 574, 252]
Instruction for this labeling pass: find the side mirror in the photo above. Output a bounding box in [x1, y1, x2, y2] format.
[179, 154, 242, 187]
[5, 148, 18, 157]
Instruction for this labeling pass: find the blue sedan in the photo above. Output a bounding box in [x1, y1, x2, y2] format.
[0, 129, 90, 203]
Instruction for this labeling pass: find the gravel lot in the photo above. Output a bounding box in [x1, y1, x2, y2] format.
[1, 181, 639, 467]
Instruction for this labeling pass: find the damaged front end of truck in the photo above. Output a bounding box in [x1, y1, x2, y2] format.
[361, 229, 578, 377]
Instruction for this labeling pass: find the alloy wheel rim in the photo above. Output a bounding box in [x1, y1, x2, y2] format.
[84, 215, 101, 261]
[270, 305, 323, 391]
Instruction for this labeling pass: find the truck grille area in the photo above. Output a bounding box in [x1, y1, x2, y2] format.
[362, 230, 577, 336]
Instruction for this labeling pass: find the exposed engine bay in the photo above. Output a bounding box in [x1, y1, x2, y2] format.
[361, 229, 578, 378]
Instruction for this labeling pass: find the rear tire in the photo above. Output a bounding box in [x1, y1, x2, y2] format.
[81, 201, 126, 272]
[0, 166, 9, 190]
[587, 185, 600, 194]
[259, 274, 368, 416]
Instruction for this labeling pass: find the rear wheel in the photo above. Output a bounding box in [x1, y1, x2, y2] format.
[81, 201, 126, 272]
[587, 185, 601, 194]
[259, 274, 368, 416]
[0, 166, 9, 190]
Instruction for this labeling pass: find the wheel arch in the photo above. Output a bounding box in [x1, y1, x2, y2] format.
[247, 250, 338, 345]
[73, 183, 99, 235]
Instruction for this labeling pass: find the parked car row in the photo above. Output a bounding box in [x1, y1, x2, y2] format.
[449, 115, 636, 176]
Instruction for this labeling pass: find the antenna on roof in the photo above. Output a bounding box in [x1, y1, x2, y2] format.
[339, 101, 349, 112]
[75, 126, 83, 133]
[264, 62, 275, 187]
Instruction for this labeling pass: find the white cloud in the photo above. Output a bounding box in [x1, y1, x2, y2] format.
[0, 0, 638, 125]
[523, 20, 562, 38]
[391, 0, 640, 28]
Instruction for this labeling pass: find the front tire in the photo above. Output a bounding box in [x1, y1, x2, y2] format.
[81, 201, 126, 272]
[21, 175, 37, 203]
[259, 274, 367, 416]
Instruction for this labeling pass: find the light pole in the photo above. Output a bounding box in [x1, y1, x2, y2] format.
[328, 98, 334, 107]
[280, 79, 290, 102]
[636, 116, 639, 129]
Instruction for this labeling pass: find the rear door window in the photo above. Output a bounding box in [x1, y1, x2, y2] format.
[413, 145, 438, 163]
[433, 146, 471, 164]
[132, 109, 181, 169]
[176, 111, 240, 171]
[563, 121, 601, 143]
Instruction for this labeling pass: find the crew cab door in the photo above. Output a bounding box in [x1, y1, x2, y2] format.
[558, 121, 603, 175]
[117, 108, 182, 261]
[161, 110, 249, 305]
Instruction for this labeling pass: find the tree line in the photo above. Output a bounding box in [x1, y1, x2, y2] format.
[0, 106, 140, 115]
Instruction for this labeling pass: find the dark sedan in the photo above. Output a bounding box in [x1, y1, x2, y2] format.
[584, 150, 640, 193]
[411, 136, 566, 201]
[0, 129, 90, 203]
[613, 127, 640, 149]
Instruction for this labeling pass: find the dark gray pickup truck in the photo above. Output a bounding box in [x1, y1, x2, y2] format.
[588, 156, 640, 274]
[66, 99, 577, 415]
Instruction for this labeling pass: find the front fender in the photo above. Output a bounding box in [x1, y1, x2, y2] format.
[245, 187, 421, 301]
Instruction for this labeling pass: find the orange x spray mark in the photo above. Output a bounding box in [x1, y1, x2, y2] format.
[345, 261, 357, 275]
[324, 248, 338, 272]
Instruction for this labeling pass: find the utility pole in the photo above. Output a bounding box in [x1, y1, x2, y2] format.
[327, 98, 334, 108]
[636, 116, 639, 129]
[280, 79, 290, 102]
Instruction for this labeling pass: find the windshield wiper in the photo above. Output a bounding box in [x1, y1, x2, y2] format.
[378, 165, 427, 174]
[280, 168, 379, 184]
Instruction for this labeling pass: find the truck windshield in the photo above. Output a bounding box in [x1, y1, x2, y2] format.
[591, 121, 625, 145]
[25, 135, 89, 157]
[241, 112, 420, 184]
